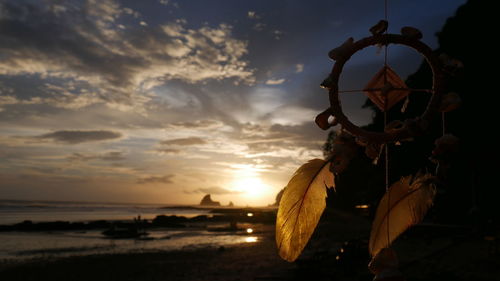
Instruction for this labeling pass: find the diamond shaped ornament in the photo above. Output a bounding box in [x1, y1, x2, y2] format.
[363, 66, 408, 111]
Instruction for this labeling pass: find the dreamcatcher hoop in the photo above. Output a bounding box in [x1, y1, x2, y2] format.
[324, 33, 444, 144]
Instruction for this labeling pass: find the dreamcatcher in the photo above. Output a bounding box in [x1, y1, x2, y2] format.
[275, 1, 462, 280]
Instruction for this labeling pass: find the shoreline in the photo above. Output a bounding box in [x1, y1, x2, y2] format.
[0, 207, 277, 232]
[0, 221, 273, 264]
[0, 234, 300, 281]
[0, 208, 278, 263]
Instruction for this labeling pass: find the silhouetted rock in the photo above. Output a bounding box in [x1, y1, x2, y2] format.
[199, 194, 221, 206]
[87, 220, 111, 229]
[227, 201, 234, 207]
[152, 215, 187, 227]
[190, 215, 209, 222]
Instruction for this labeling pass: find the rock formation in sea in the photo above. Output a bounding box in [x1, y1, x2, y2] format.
[200, 194, 221, 206]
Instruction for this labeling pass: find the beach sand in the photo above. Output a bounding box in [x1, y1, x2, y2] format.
[0, 225, 298, 281]
[1, 212, 500, 281]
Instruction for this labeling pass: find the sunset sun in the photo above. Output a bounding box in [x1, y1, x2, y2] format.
[230, 165, 270, 199]
[232, 177, 268, 198]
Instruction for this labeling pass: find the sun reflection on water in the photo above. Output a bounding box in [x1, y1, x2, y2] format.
[246, 228, 253, 234]
[355, 204, 369, 209]
[244, 236, 258, 243]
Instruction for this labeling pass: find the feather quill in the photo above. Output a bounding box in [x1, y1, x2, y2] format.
[276, 159, 335, 262]
[369, 173, 436, 256]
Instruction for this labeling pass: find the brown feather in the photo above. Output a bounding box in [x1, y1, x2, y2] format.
[275, 159, 335, 262]
[369, 173, 436, 256]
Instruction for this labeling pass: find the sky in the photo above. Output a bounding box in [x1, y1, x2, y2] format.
[0, 0, 466, 206]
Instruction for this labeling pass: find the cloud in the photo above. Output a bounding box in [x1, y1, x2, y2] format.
[137, 175, 174, 184]
[0, 91, 107, 113]
[167, 119, 223, 129]
[266, 105, 318, 125]
[37, 130, 122, 144]
[253, 23, 266, 31]
[156, 148, 181, 154]
[67, 151, 125, 161]
[160, 137, 206, 146]
[273, 30, 283, 40]
[247, 11, 260, 19]
[265, 78, 286, 85]
[188, 186, 241, 195]
[0, 0, 255, 114]
[241, 123, 297, 142]
[101, 151, 126, 161]
[236, 122, 324, 159]
[295, 64, 304, 73]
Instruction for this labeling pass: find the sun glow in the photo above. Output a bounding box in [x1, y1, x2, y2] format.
[230, 165, 270, 199]
[233, 177, 268, 197]
[245, 236, 258, 243]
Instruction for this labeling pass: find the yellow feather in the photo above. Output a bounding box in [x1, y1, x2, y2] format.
[369, 173, 436, 256]
[275, 159, 335, 262]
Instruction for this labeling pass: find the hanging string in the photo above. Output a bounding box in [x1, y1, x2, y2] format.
[383, 0, 391, 248]
[384, 113, 389, 192]
[384, 111, 390, 247]
[442, 111, 446, 135]
[384, 0, 388, 69]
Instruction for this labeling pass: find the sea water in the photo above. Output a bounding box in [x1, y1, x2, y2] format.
[0, 200, 260, 261]
[0, 199, 207, 224]
[0, 229, 260, 260]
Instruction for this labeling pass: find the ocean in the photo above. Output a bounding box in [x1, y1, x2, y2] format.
[0, 199, 207, 225]
[0, 200, 262, 261]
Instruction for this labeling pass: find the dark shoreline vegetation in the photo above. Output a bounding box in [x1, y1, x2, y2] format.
[0, 207, 278, 232]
